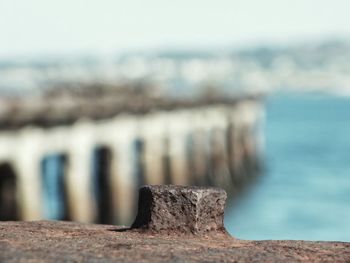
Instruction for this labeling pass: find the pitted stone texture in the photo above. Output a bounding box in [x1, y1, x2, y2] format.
[131, 185, 227, 234]
[0, 221, 349, 263]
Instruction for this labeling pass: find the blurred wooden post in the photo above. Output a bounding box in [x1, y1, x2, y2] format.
[167, 112, 190, 185]
[66, 122, 96, 223]
[205, 107, 230, 186]
[141, 114, 167, 185]
[188, 109, 212, 185]
[14, 130, 43, 220]
[109, 117, 138, 225]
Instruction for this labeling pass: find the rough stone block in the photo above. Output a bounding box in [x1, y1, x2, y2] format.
[131, 185, 227, 234]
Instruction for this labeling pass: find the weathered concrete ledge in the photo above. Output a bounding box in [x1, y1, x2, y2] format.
[0, 185, 349, 262]
[0, 220, 349, 262]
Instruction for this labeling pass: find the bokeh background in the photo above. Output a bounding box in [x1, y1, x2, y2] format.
[1, 0, 350, 241]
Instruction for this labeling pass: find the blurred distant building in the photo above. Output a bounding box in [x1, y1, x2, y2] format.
[1, 41, 350, 98]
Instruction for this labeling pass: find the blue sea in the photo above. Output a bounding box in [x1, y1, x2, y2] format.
[225, 93, 350, 241]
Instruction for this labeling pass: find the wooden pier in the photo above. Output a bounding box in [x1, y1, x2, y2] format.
[0, 86, 265, 225]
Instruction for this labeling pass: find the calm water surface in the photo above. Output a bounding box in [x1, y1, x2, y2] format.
[225, 93, 350, 241]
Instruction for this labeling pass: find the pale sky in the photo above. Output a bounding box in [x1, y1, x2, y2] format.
[1, 0, 350, 58]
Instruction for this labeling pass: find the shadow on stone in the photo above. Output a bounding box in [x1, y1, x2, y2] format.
[107, 227, 131, 232]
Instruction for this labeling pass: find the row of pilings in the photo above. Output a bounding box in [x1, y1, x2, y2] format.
[0, 99, 264, 225]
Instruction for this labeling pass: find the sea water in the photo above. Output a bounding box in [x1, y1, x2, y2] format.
[225, 92, 350, 241]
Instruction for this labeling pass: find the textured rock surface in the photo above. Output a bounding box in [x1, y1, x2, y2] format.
[131, 185, 227, 234]
[0, 221, 349, 263]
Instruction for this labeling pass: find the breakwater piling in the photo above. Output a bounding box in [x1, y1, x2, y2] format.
[0, 88, 264, 225]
